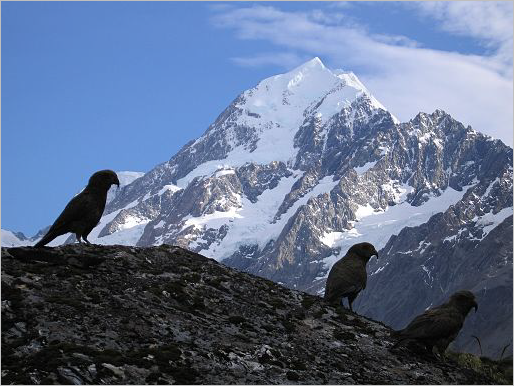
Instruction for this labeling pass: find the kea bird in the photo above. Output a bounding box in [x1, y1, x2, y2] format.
[391, 290, 478, 357]
[34, 170, 120, 247]
[324, 242, 378, 312]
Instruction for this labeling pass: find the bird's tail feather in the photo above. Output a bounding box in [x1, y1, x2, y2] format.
[34, 231, 59, 247]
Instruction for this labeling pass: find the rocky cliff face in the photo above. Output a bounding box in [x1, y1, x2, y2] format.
[1, 245, 509, 385]
[4, 58, 512, 360]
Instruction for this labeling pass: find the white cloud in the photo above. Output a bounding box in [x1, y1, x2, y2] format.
[211, 4, 513, 147]
[406, 1, 513, 75]
[408, 2, 512, 44]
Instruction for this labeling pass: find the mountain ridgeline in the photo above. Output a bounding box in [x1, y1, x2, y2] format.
[5, 58, 513, 358]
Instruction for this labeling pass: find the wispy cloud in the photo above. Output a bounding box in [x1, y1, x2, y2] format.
[211, 3, 513, 146]
[405, 1, 513, 75]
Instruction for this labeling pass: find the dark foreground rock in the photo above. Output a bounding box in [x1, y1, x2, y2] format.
[1, 245, 509, 384]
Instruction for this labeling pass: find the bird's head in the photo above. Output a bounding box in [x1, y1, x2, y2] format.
[87, 170, 120, 191]
[349, 242, 379, 263]
[449, 290, 478, 315]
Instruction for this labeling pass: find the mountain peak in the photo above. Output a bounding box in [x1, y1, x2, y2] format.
[252, 57, 386, 116]
[293, 56, 326, 71]
[163, 59, 399, 182]
[275, 58, 394, 121]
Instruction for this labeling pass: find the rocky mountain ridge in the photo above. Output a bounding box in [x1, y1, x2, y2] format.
[2, 244, 510, 385]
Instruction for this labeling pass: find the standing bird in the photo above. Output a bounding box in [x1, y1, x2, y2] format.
[34, 170, 120, 247]
[391, 290, 478, 357]
[324, 242, 378, 312]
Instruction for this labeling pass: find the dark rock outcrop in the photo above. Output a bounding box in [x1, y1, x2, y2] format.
[1, 245, 507, 384]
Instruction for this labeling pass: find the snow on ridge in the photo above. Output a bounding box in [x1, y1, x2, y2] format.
[484, 177, 500, 197]
[183, 206, 242, 233]
[117, 215, 151, 232]
[355, 161, 377, 175]
[320, 231, 345, 249]
[87, 200, 149, 246]
[318, 185, 471, 279]
[382, 181, 415, 204]
[177, 162, 243, 188]
[474, 207, 513, 239]
[154, 220, 165, 229]
[355, 204, 376, 221]
[215, 169, 236, 177]
[184, 173, 340, 262]
[158, 184, 182, 195]
[421, 264, 433, 286]
[444, 234, 458, 243]
[107, 171, 145, 204]
[116, 171, 145, 185]
[1, 229, 29, 247]
[186, 173, 301, 260]
[370, 262, 389, 276]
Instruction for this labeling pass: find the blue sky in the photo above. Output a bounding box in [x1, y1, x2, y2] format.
[2, 1, 513, 236]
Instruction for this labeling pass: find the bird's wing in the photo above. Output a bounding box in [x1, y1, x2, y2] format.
[399, 307, 464, 340]
[330, 281, 363, 298]
[46, 191, 93, 235]
[325, 258, 366, 299]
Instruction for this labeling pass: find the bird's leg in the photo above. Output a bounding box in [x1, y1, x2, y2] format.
[83, 236, 91, 245]
[434, 344, 447, 362]
[339, 298, 351, 313]
[423, 345, 440, 361]
[76, 234, 83, 244]
[348, 294, 358, 314]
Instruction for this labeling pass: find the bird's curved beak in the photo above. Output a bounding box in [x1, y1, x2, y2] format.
[374, 250, 379, 259]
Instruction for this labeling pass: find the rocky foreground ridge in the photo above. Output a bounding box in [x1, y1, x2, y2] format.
[1, 245, 511, 384]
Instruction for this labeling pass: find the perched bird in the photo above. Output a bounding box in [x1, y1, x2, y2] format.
[391, 290, 478, 357]
[324, 242, 378, 312]
[34, 170, 120, 247]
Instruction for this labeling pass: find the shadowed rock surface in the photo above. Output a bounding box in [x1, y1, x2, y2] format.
[1, 245, 508, 384]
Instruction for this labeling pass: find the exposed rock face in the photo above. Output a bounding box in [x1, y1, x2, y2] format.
[1, 245, 503, 385]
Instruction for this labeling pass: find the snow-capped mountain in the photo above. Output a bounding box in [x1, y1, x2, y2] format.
[5, 58, 512, 357]
[0, 230, 30, 247]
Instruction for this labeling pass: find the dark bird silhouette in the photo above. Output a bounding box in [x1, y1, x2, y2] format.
[324, 242, 378, 312]
[34, 170, 120, 247]
[391, 290, 478, 357]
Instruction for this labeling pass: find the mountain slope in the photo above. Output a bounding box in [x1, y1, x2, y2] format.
[2, 244, 507, 385]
